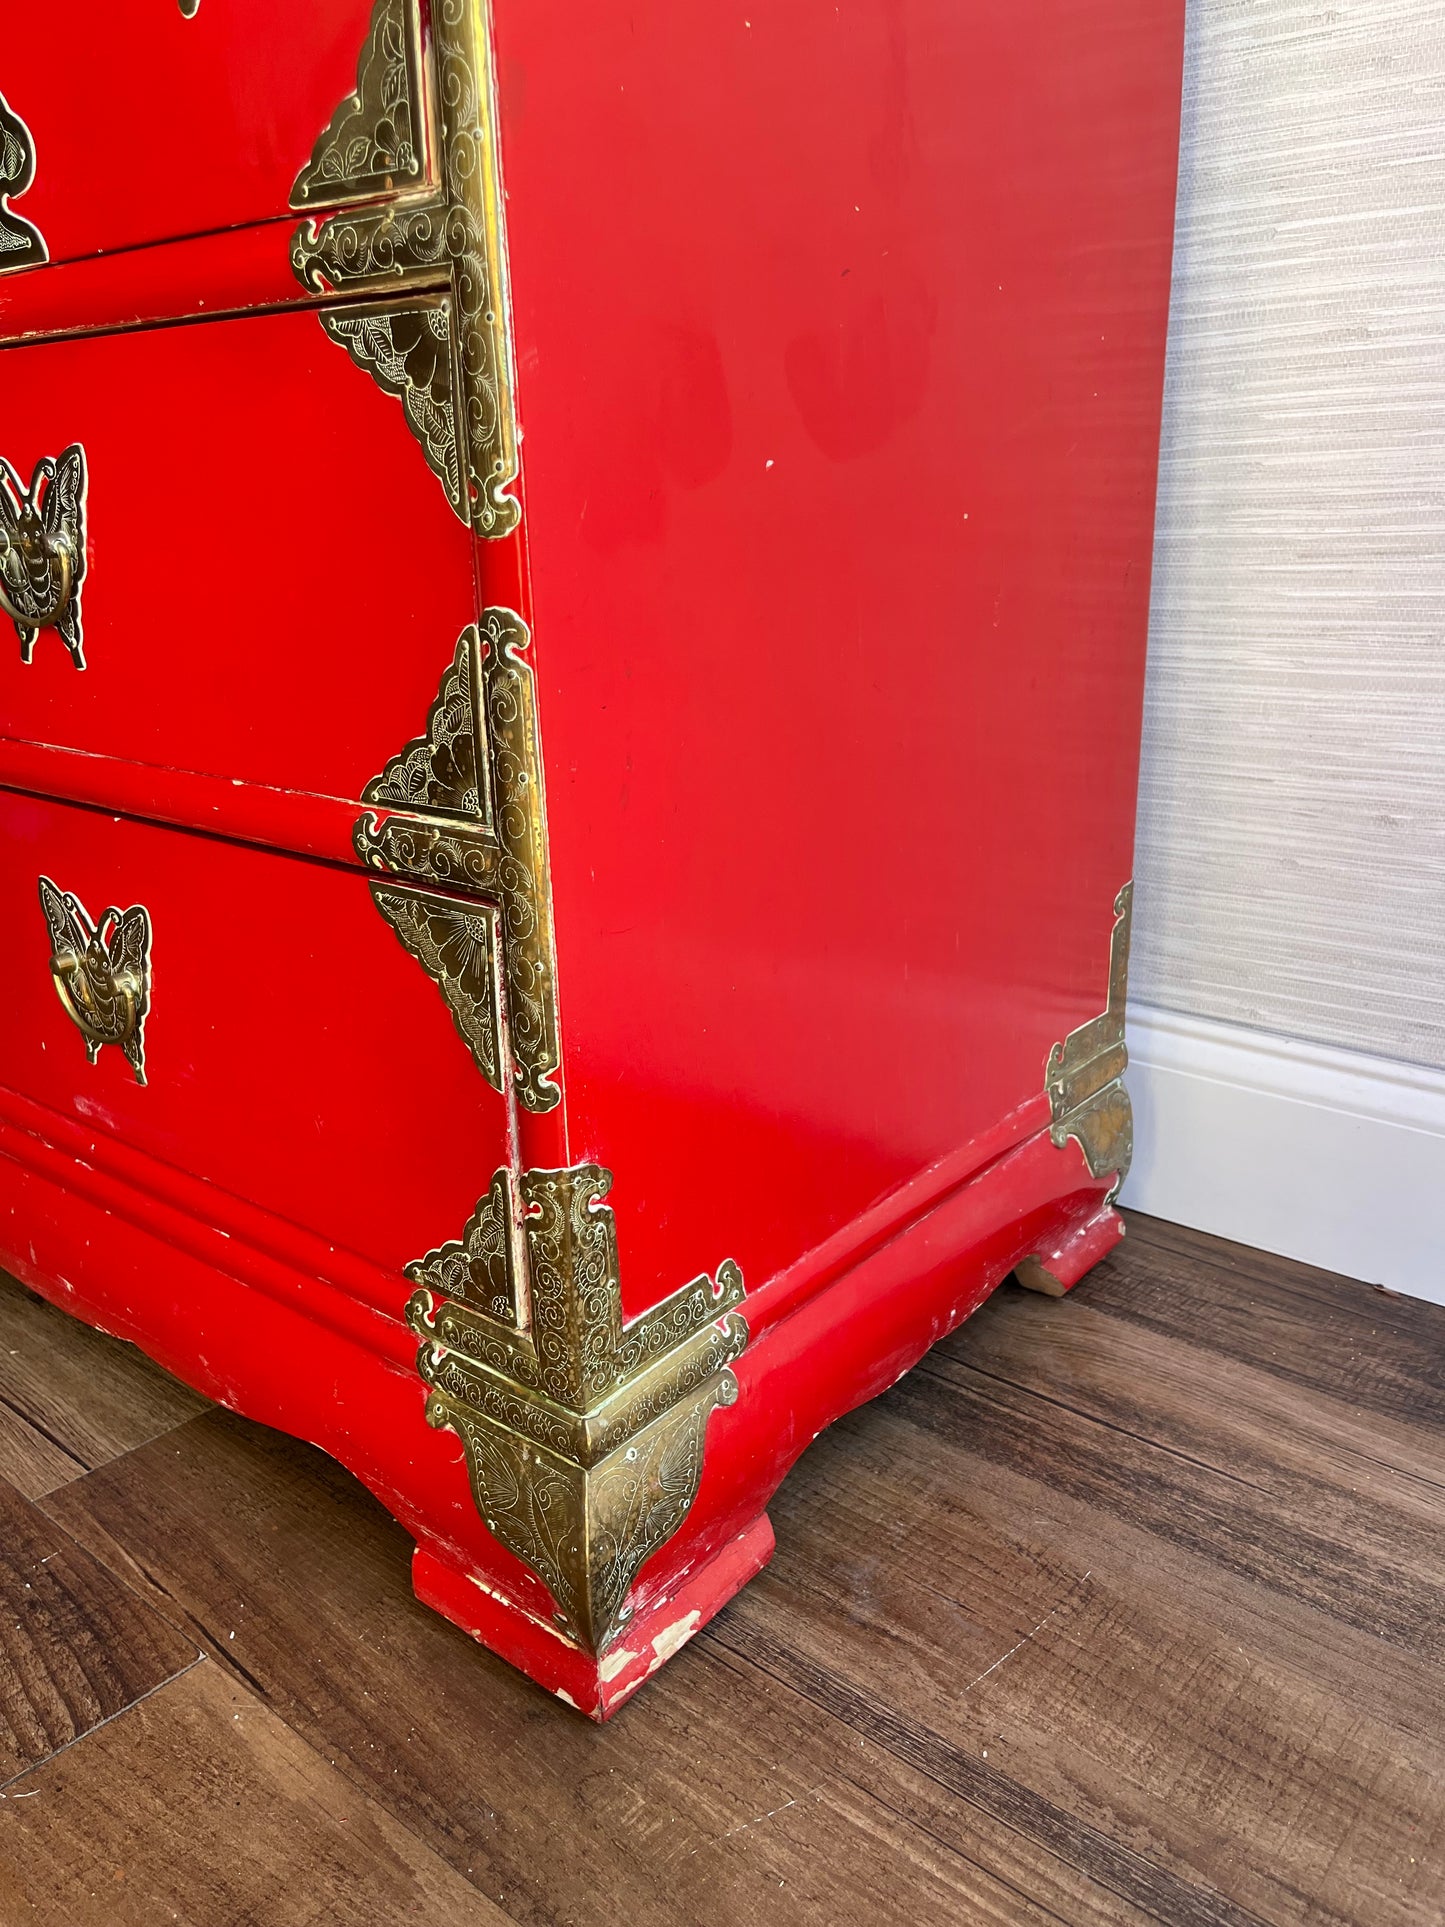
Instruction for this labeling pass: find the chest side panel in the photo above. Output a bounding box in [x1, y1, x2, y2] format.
[493, 0, 1184, 1309]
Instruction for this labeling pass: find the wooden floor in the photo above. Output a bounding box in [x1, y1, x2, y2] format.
[0, 1214, 1440, 1927]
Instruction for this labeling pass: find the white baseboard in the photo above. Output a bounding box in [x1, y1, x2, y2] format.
[1119, 1005, 1445, 1305]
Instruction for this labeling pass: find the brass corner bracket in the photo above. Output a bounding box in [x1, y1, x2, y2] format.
[408, 1163, 748, 1655]
[1045, 881, 1133, 1184]
[0, 90, 46, 274]
[289, 0, 519, 538]
[290, 0, 426, 210]
[355, 607, 561, 1112]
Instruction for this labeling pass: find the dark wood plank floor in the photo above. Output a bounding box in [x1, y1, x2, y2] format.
[0, 1212, 1440, 1926]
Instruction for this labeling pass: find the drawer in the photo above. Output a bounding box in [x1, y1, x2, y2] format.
[1, 0, 428, 273]
[0, 787, 513, 1289]
[0, 301, 476, 804]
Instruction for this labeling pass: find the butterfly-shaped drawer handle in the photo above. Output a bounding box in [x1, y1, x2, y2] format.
[0, 445, 88, 668]
[38, 876, 153, 1085]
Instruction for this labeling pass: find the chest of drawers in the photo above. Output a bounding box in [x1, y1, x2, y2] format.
[0, 0, 1183, 1716]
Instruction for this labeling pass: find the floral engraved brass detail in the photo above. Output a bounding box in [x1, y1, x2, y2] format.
[356, 609, 560, 1112]
[290, 0, 426, 209]
[0, 445, 87, 668]
[0, 91, 46, 273]
[1045, 882, 1133, 1184]
[291, 0, 519, 538]
[38, 877, 153, 1085]
[369, 884, 503, 1090]
[362, 619, 490, 828]
[408, 1164, 748, 1654]
[320, 301, 463, 515]
[407, 1168, 518, 1325]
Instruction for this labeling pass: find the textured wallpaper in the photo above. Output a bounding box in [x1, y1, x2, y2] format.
[1132, 0, 1445, 1069]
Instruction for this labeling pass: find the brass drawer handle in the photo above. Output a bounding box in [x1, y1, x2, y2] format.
[0, 88, 47, 272]
[39, 876, 152, 1085]
[0, 444, 87, 667]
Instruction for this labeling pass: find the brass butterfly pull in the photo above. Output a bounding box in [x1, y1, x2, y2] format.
[0, 89, 47, 272]
[38, 876, 153, 1085]
[0, 445, 88, 667]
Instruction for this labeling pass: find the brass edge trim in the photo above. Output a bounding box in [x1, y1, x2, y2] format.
[1044, 881, 1134, 1185]
[0, 90, 46, 274]
[356, 610, 561, 1113]
[406, 1163, 748, 1654]
[478, 608, 561, 1113]
[290, 0, 520, 537]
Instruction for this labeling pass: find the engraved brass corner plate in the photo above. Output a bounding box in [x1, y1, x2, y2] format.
[38, 876, 153, 1086]
[320, 301, 465, 515]
[1045, 882, 1133, 1184]
[290, 0, 426, 209]
[371, 885, 505, 1089]
[356, 608, 561, 1111]
[0, 90, 46, 274]
[408, 1163, 748, 1654]
[290, 0, 519, 539]
[0, 445, 87, 667]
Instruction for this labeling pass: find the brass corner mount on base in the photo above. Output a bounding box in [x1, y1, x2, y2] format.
[1044, 881, 1134, 1187]
[407, 1163, 748, 1656]
[288, 0, 519, 539]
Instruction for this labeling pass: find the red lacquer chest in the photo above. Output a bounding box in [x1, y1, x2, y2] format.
[0, 0, 1183, 1715]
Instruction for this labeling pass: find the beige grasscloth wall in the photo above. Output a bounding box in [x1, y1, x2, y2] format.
[1132, 0, 1445, 1069]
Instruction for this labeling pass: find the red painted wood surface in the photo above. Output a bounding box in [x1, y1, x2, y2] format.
[491, 0, 1184, 1315]
[0, 304, 475, 807]
[1, 0, 384, 269]
[0, 1043, 1118, 1716]
[0, 0, 1183, 1711]
[0, 221, 304, 345]
[0, 789, 512, 1286]
[0, 738, 364, 871]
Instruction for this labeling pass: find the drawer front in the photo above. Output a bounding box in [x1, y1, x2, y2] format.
[1, 0, 426, 272]
[0, 301, 476, 803]
[0, 788, 512, 1288]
